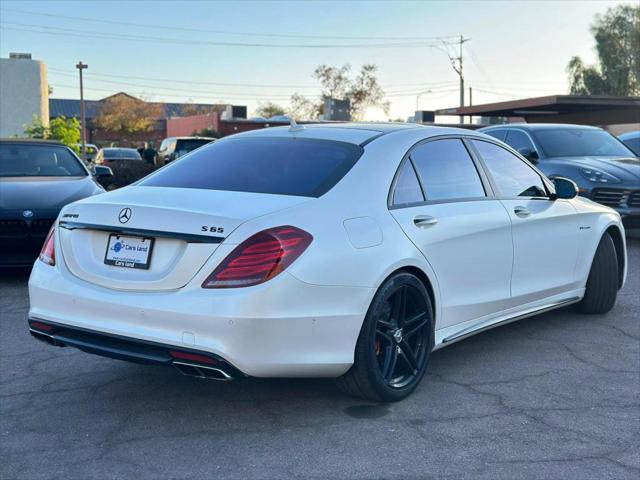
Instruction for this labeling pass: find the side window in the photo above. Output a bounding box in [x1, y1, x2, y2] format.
[471, 140, 547, 198]
[505, 130, 535, 154]
[411, 139, 486, 202]
[484, 129, 507, 142]
[392, 160, 424, 206]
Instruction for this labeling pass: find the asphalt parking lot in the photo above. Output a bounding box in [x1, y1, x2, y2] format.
[1, 235, 638, 480]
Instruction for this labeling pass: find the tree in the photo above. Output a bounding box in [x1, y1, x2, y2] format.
[567, 5, 639, 96]
[179, 101, 227, 116]
[95, 94, 163, 133]
[289, 93, 322, 120]
[289, 64, 389, 121]
[24, 116, 81, 152]
[255, 102, 286, 118]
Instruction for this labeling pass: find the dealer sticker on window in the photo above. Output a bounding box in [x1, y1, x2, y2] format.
[104, 234, 154, 269]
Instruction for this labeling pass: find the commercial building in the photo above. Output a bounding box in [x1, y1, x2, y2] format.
[49, 93, 247, 146]
[0, 53, 49, 137]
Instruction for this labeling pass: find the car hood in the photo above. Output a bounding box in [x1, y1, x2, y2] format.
[545, 156, 640, 182]
[0, 176, 103, 215]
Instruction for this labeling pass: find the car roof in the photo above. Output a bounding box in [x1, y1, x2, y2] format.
[230, 122, 475, 145]
[481, 123, 602, 132]
[619, 131, 639, 139]
[103, 147, 137, 151]
[0, 138, 65, 145]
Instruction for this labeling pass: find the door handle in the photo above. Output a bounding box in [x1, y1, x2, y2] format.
[514, 206, 530, 218]
[413, 215, 438, 228]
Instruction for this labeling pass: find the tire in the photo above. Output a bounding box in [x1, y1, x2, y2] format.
[576, 232, 619, 314]
[337, 271, 434, 402]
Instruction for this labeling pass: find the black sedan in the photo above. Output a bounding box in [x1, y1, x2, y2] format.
[0, 139, 112, 267]
[479, 124, 640, 227]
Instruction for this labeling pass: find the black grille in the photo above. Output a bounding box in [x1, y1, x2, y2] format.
[591, 188, 625, 208]
[0, 218, 54, 235]
[629, 191, 640, 208]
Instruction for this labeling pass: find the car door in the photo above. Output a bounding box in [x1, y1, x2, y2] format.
[469, 139, 580, 306]
[389, 138, 513, 329]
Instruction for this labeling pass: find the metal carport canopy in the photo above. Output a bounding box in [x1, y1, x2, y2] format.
[436, 95, 640, 125]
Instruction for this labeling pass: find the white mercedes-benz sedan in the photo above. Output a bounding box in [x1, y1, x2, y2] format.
[28, 123, 627, 402]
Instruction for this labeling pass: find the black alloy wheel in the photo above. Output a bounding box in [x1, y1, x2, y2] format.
[337, 271, 434, 402]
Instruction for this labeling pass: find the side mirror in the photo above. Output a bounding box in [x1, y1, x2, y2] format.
[517, 146, 540, 164]
[93, 165, 113, 178]
[552, 177, 578, 200]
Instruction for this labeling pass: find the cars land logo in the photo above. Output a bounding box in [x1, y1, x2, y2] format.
[111, 241, 125, 253]
[22, 210, 34, 218]
[118, 208, 132, 224]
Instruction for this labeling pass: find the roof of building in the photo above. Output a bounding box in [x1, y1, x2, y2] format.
[436, 95, 640, 125]
[49, 93, 228, 120]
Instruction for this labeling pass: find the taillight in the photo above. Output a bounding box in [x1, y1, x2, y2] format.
[202, 226, 312, 288]
[39, 226, 56, 266]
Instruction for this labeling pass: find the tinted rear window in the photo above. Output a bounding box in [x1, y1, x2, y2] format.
[104, 149, 141, 159]
[140, 137, 364, 197]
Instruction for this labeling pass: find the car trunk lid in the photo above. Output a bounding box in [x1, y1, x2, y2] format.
[58, 186, 310, 291]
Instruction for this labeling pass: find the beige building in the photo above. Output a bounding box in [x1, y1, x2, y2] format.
[0, 53, 49, 137]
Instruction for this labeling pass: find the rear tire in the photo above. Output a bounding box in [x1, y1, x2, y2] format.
[576, 232, 618, 314]
[337, 272, 434, 402]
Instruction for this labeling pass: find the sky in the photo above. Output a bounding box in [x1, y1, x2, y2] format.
[0, 0, 632, 121]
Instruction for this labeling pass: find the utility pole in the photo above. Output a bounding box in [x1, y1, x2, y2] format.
[75, 61, 88, 158]
[446, 36, 470, 124]
[469, 86, 473, 124]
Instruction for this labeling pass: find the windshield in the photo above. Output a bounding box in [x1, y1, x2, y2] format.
[0, 144, 87, 177]
[140, 137, 363, 197]
[532, 129, 634, 157]
[175, 139, 212, 157]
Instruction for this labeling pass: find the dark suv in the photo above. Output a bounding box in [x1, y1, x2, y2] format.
[156, 137, 216, 165]
[479, 124, 640, 227]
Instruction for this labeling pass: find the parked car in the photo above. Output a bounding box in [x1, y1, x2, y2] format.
[618, 131, 640, 156]
[479, 124, 640, 227]
[28, 124, 627, 401]
[93, 148, 154, 190]
[156, 137, 216, 164]
[94, 147, 143, 165]
[74, 143, 99, 163]
[0, 139, 111, 267]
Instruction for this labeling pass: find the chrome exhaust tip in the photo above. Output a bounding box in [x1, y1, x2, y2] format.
[172, 361, 233, 381]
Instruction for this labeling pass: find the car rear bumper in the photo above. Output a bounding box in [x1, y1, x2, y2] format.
[28, 260, 373, 378]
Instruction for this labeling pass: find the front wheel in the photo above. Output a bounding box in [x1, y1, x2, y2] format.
[576, 232, 619, 314]
[337, 272, 434, 402]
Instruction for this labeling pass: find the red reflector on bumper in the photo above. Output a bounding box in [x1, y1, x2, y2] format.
[30, 321, 54, 332]
[169, 350, 217, 365]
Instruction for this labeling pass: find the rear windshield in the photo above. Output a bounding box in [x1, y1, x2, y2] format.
[532, 129, 633, 157]
[0, 144, 86, 177]
[104, 149, 141, 159]
[175, 139, 212, 155]
[139, 137, 364, 197]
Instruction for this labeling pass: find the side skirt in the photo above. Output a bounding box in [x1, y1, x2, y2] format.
[434, 295, 582, 349]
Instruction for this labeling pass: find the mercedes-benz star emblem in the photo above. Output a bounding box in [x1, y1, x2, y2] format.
[22, 210, 34, 218]
[118, 208, 132, 224]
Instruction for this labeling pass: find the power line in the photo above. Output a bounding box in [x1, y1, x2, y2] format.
[0, 22, 451, 49]
[0, 7, 461, 42]
[47, 67, 460, 91]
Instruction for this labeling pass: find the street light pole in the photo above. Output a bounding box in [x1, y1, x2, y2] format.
[75, 61, 88, 158]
